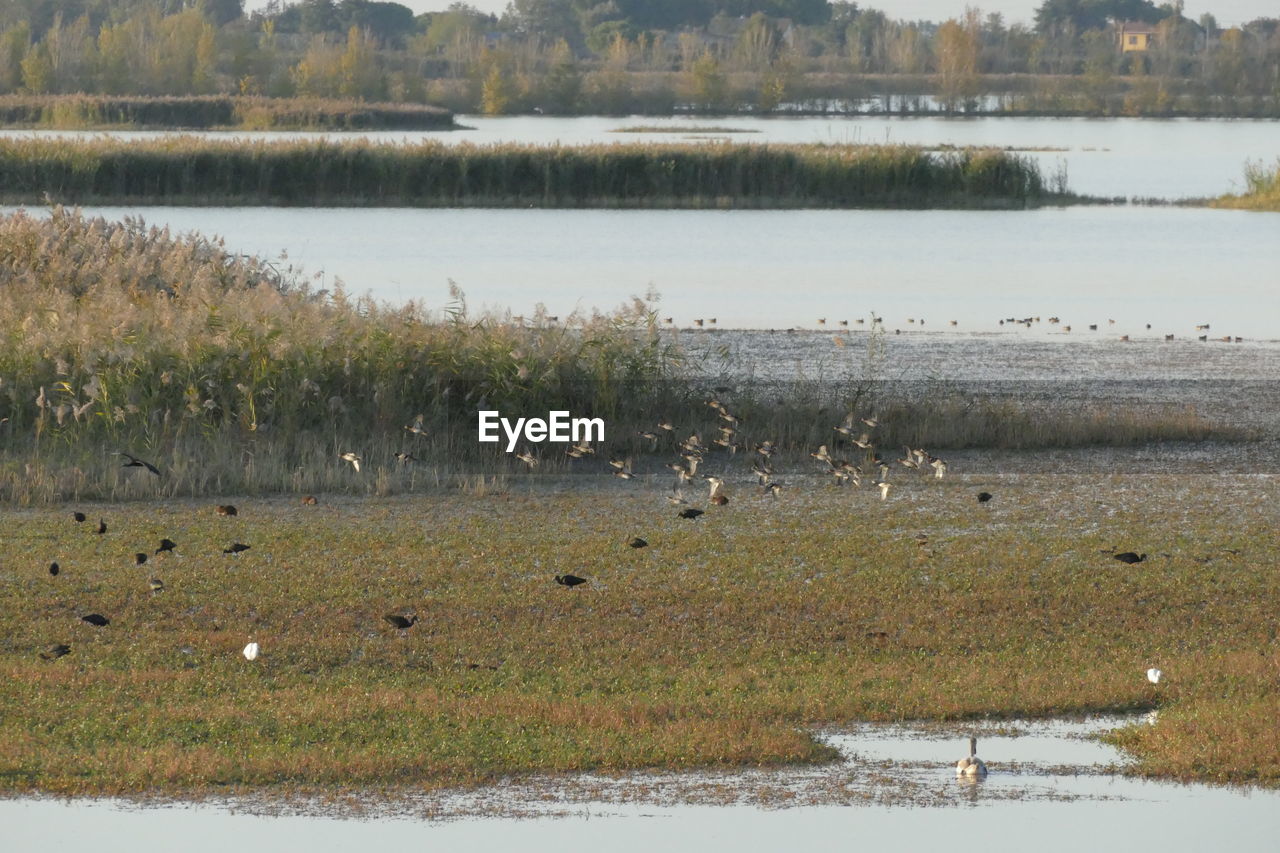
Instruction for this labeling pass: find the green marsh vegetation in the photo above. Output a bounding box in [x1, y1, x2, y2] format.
[0, 95, 455, 131]
[1, 476, 1278, 795]
[0, 137, 1069, 208]
[0, 208, 1227, 503]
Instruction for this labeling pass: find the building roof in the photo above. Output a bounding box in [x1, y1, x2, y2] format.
[1118, 21, 1159, 35]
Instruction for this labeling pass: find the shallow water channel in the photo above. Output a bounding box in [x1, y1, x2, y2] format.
[8, 715, 1279, 852]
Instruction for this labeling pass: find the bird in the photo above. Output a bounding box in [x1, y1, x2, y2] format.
[627, 537, 648, 549]
[49, 562, 59, 576]
[81, 613, 110, 627]
[1113, 552, 1146, 564]
[678, 508, 705, 520]
[955, 736, 988, 777]
[339, 452, 362, 472]
[612, 458, 637, 480]
[710, 494, 729, 506]
[383, 614, 418, 630]
[555, 574, 588, 587]
[977, 492, 993, 503]
[96, 518, 107, 535]
[72, 511, 86, 523]
[243, 642, 260, 661]
[40, 643, 71, 660]
[395, 451, 418, 465]
[119, 452, 160, 475]
[404, 415, 427, 437]
[156, 538, 176, 555]
[301, 495, 318, 505]
[1146, 667, 1163, 684]
[135, 552, 148, 566]
[215, 504, 238, 516]
[876, 480, 891, 500]
[516, 450, 538, 469]
[224, 543, 251, 554]
[149, 577, 164, 593]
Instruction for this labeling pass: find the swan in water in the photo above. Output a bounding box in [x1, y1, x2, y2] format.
[955, 736, 988, 777]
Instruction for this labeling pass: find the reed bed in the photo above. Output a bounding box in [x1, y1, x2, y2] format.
[1212, 159, 1280, 212]
[0, 138, 1066, 208]
[0, 208, 1236, 503]
[0, 95, 455, 131]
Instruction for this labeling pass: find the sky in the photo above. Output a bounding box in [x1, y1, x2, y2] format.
[242, 1, 1275, 28]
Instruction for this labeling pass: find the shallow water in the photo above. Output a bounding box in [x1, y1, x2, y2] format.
[8, 716, 1280, 852]
[3, 114, 1275, 198]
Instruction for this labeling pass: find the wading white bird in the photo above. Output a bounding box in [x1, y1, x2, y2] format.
[1147, 667, 1163, 684]
[243, 642, 260, 661]
[956, 737, 988, 777]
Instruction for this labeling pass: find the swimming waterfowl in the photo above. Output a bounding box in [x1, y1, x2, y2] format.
[956, 737, 988, 777]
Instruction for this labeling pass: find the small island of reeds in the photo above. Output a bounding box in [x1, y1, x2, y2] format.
[0, 137, 1075, 209]
[1212, 159, 1280, 212]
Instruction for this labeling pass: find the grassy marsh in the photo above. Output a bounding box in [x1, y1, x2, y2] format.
[1, 472, 1277, 795]
[1212, 159, 1280, 212]
[0, 138, 1065, 208]
[0, 209, 1234, 503]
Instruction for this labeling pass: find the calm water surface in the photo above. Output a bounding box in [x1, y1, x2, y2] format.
[7, 716, 1279, 852]
[12, 204, 1277, 340]
[2, 115, 1276, 198]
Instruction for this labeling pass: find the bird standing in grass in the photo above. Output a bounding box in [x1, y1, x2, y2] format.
[678, 507, 705, 519]
[1147, 667, 1163, 684]
[215, 504, 238, 516]
[555, 574, 588, 587]
[40, 644, 71, 660]
[49, 562, 59, 576]
[156, 538, 176, 555]
[224, 543, 251, 554]
[81, 613, 109, 627]
[628, 537, 648, 549]
[96, 518, 107, 535]
[1114, 552, 1147, 564]
[149, 578, 164, 594]
[135, 552, 147, 566]
[977, 492, 993, 503]
[384, 614, 418, 631]
[72, 512, 86, 523]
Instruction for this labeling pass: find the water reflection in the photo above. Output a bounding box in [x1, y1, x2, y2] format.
[7, 715, 1280, 852]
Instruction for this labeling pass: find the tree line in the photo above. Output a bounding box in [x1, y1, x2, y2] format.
[1, 0, 1277, 115]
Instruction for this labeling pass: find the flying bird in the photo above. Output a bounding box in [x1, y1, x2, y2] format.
[339, 452, 362, 472]
[119, 452, 160, 475]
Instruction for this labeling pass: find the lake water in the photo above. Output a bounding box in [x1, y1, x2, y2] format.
[2, 114, 1276, 199]
[7, 715, 1280, 852]
[9, 203, 1278, 341]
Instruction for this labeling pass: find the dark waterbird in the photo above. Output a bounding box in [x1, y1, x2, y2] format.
[156, 538, 177, 555]
[49, 562, 59, 576]
[555, 574, 588, 588]
[224, 543, 251, 554]
[216, 504, 238, 516]
[119, 452, 160, 475]
[81, 613, 110, 627]
[135, 552, 148, 566]
[72, 512, 86, 523]
[678, 508, 705, 520]
[628, 537, 648, 549]
[1114, 552, 1147, 564]
[977, 492, 993, 503]
[96, 518, 107, 535]
[383, 614, 419, 630]
[40, 643, 71, 660]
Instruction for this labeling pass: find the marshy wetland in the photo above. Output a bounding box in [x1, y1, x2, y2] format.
[1, 112, 1278, 849]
